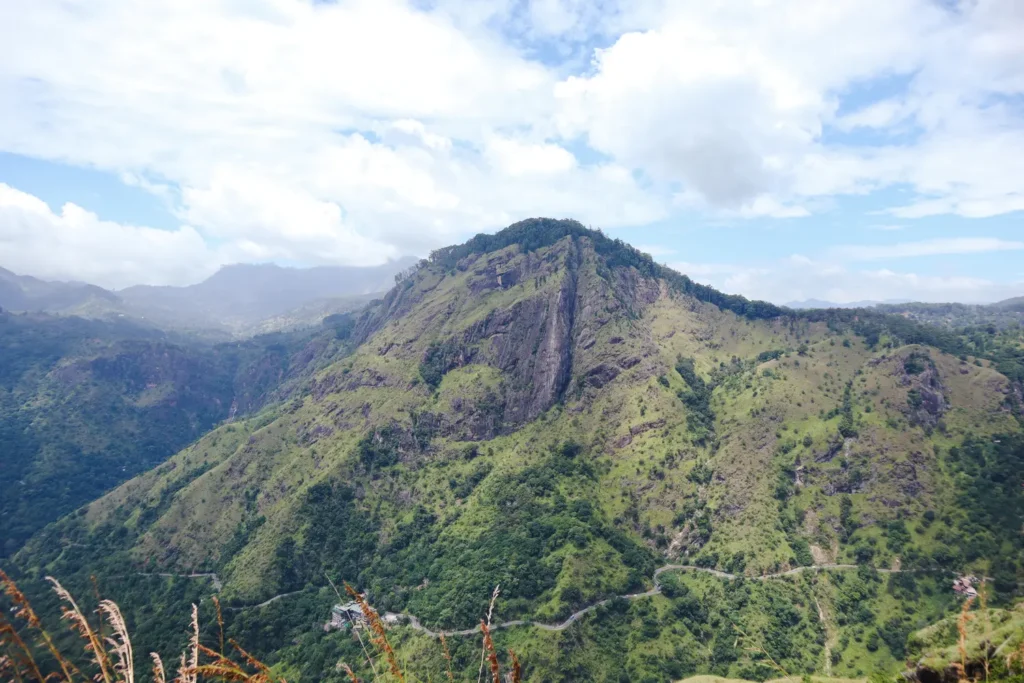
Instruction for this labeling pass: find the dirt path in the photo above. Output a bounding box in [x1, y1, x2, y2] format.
[133, 572, 299, 610]
[141, 563, 943, 633]
[223, 590, 303, 611]
[395, 563, 935, 638]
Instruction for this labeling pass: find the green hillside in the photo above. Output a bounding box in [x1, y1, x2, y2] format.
[0, 309, 360, 556]
[8, 219, 1024, 682]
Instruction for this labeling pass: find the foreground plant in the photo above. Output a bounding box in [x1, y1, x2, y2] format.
[1, 569, 280, 683]
[1, 570, 522, 683]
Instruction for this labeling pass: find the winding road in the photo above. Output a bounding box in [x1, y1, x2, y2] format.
[139, 563, 949, 637]
[394, 563, 935, 637]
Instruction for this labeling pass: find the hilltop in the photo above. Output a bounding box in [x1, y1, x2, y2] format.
[10, 219, 1024, 682]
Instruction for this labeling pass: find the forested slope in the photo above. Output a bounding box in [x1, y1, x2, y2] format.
[0, 310, 360, 555]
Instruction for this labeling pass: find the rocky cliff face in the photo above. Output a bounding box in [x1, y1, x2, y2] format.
[393, 234, 666, 435]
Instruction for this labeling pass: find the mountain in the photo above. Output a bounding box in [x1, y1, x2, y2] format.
[118, 259, 418, 336]
[992, 296, 1024, 313]
[11, 219, 1024, 682]
[0, 266, 121, 315]
[0, 308, 361, 557]
[0, 259, 416, 338]
[786, 298, 912, 309]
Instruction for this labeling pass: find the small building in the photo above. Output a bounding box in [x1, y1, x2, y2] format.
[953, 575, 978, 598]
[329, 601, 366, 630]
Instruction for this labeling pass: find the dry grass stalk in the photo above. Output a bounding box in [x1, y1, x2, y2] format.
[956, 596, 976, 683]
[0, 652, 24, 683]
[345, 583, 404, 683]
[4, 571, 287, 683]
[479, 622, 500, 683]
[212, 597, 226, 657]
[228, 639, 271, 676]
[978, 583, 991, 683]
[506, 650, 521, 683]
[340, 662, 361, 683]
[0, 617, 48, 683]
[174, 603, 201, 683]
[191, 643, 269, 683]
[440, 634, 455, 682]
[98, 599, 134, 683]
[152, 652, 168, 683]
[47, 575, 113, 682]
[0, 570, 79, 683]
[477, 586, 500, 683]
[177, 652, 190, 683]
[3, 568, 535, 683]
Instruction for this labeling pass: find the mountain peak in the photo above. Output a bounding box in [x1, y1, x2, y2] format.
[427, 217, 786, 322]
[429, 217, 591, 265]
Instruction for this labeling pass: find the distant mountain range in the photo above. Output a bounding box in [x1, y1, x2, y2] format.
[785, 296, 1024, 330]
[785, 298, 912, 309]
[0, 258, 418, 337]
[0, 266, 121, 313]
[787, 296, 1024, 311]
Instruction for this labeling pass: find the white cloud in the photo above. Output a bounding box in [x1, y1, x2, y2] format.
[0, 0, 1022, 286]
[485, 137, 577, 176]
[554, 1, 939, 212]
[0, 183, 224, 288]
[835, 99, 913, 131]
[178, 166, 400, 265]
[0, 0, 666, 280]
[835, 237, 1024, 260]
[672, 254, 1023, 306]
[555, 0, 1024, 217]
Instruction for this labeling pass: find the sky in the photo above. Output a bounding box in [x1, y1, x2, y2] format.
[0, 0, 1022, 304]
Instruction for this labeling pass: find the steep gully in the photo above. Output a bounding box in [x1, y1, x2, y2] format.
[143, 563, 949, 637]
